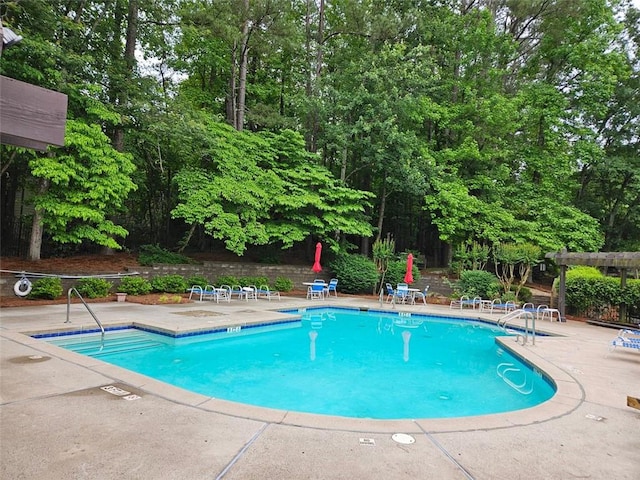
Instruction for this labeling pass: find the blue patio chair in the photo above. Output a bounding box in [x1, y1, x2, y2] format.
[412, 286, 429, 305]
[396, 283, 410, 304]
[385, 283, 396, 303]
[610, 329, 640, 352]
[307, 282, 325, 300]
[257, 285, 280, 301]
[324, 278, 338, 297]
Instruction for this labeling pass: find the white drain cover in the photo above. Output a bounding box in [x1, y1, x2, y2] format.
[392, 433, 415, 445]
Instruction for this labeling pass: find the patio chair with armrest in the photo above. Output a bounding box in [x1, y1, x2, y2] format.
[485, 299, 517, 314]
[385, 283, 407, 303]
[610, 328, 640, 352]
[229, 285, 244, 299]
[257, 285, 280, 301]
[307, 282, 325, 300]
[450, 296, 482, 309]
[395, 283, 410, 304]
[412, 286, 430, 305]
[385, 283, 395, 303]
[198, 284, 228, 303]
[324, 278, 338, 297]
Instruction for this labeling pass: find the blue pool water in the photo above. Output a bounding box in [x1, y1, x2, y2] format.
[43, 308, 555, 419]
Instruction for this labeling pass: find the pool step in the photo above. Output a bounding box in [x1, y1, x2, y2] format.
[53, 334, 165, 357]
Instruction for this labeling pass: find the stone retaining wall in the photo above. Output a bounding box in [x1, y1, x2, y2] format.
[0, 262, 453, 297]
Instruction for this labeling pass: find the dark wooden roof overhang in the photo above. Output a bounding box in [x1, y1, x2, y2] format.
[545, 251, 640, 269]
[0, 75, 67, 151]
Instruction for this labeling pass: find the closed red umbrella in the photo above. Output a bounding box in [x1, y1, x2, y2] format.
[404, 253, 414, 284]
[312, 242, 322, 273]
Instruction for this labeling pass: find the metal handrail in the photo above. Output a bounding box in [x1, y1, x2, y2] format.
[498, 309, 536, 345]
[66, 288, 104, 338]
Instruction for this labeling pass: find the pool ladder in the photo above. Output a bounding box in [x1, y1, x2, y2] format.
[65, 287, 104, 339]
[498, 309, 536, 345]
[497, 362, 533, 395]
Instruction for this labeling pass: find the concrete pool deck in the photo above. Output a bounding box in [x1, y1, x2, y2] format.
[1, 296, 638, 479]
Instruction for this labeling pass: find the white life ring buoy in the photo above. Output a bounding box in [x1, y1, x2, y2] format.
[14, 278, 32, 297]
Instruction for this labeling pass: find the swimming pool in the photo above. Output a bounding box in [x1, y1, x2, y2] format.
[42, 308, 555, 419]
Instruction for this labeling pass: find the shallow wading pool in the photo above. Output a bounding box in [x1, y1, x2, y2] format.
[40, 308, 555, 419]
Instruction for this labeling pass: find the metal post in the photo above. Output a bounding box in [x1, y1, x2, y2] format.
[558, 265, 567, 321]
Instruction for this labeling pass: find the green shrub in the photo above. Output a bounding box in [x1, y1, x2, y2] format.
[384, 259, 420, 286]
[186, 275, 210, 288]
[516, 286, 532, 303]
[566, 266, 604, 281]
[501, 291, 517, 303]
[566, 275, 620, 314]
[456, 270, 501, 299]
[151, 274, 188, 293]
[29, 277, 63, 299]
[239, 276, 269, 287]
[75, 278, 112, 298]
[117, 277, 152, 295]
[621, 281, 640, 307]
[216, 275, 239, 286]
[138, 244, 194, 266]
[274, 277, 293, 292]
[329, 253, 378, 294]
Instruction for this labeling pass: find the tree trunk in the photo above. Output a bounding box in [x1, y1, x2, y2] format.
[236, 0, 250, 131]
[227, 43, 237, 126]
[376, 182, 387, 243]
[28, 178, 50, 261]
[112, 0, 139, 151]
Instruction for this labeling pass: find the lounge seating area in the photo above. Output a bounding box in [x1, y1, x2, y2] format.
[257, 285, 280, 301]
[449, 295, 484, 309]
[481, 299, 517, 314]
[188, 285, 231, 303]
[188, 283, 281, 302]
[520, 303, 563, 322]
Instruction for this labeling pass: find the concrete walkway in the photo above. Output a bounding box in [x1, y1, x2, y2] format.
[1, 296, 639, 479]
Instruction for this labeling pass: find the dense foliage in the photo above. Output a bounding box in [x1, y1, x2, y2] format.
[138, 245, 195, 266]
[384, 260, 420, 287]
[117, 277, 153, 296]
[329, 253, 378, 294]
[150, 275, 189, 294]
[1, 0, 638, 265]
[565, 269, 640, 320]
[273, 277, 294, 292]
[455, 270, 501, 300]
[75, 278, 113, 298]
[28, 278, 63, 300]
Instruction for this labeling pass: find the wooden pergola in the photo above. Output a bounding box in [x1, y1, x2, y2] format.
[545, 250, 640, 322]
